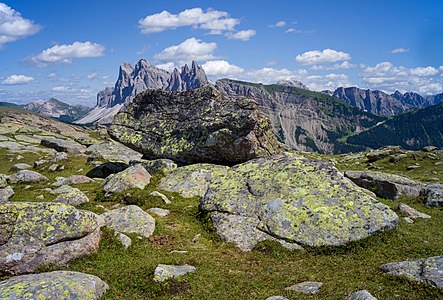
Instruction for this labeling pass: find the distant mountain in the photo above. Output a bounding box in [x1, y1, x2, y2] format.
[76, 59, 209, 125]
[23, 98, 91, 123]
[0, 102, 22, 109]
[346, 102, 443, 150]
[216, 79, 385, 154]
[332, 87, 442, 116]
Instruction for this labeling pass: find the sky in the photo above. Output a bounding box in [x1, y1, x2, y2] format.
[0, 0, 442, 106]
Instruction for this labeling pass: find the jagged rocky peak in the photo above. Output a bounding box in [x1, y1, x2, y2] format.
[166, 60, 209, 91]
[277, 79, 309, 90]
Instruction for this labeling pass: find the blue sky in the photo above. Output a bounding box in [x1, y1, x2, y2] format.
[1, 0, 442, 106]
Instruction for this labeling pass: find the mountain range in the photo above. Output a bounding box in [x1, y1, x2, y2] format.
[75, 59, 208, 125]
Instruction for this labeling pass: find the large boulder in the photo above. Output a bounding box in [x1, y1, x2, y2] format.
[0, 186, 14, 203]
[10, 170, 48, 184]
[109, 86, 282, 165]
[380, 256, 443, 288]
[158, 163, 229, 198]
[52, 185, 89, 206]
[344, 170, 425, 200]
[86, 140, 143, 163]
[0, 271, 108, 299]
[41, 137, 86, 154]
[420, 184, 443, 208]
[200, 153, 398, 250]
[0, 202, 102, 275]
[86, 162, 129, 179]
[102, 165, 151, 196]
[101, 205, 155, 238]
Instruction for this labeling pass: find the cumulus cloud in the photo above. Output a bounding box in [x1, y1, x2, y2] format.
[139, 8, 240, 35]
[2, 74, 34, 85]
[28, 41, 105, 67]
[225, 29, 256, 41]
[296, 49, 351, 65]
[155, 62, 176, 73]
[0, 3, 40, 47]
[154, 38, 217, 64]
[202, 60, 244, 76]
[311, 61, 356, 70]
[270, 21, 286, 28]
[51, 85, 95, 100]
[361, 62, 443, 95]
[391, 48, 409, 54]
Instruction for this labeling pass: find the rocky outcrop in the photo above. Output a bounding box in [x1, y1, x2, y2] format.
[420, 184, 443, 208]
[109, 86, 282, 165]
[380, 256, 443, 288]
[0, 271, 108, 299]
[216, 79, 384, 154]
[76, 60, 209, 125]
[0, 202, 102, 275]
[86, 140, 143, 163]
[200, 153, 398, 250]
[344, 170, 425, 200]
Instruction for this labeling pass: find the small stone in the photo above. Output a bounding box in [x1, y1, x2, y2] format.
[34, 160, 47, 167]
[116, 233, 132, 249]
[149, 191, 171, 204]
[285, 281, 323, 294]
[49, 164, 59, 172]
[407, 165, 421, 170]
[10, 170, 48, 184]
[149, 207, 170, 217]
[266, 297, 289, 300]
[153, 264, 196, 282]
[191, 234, 201, 243]
[77, 168, 83, 172]
[423, 146, 438, 152]
[49, 151, 68, 162]
[15, 155, 23, 160]
[24, 185, 31, 190]
[36, 195, 44, 200]
[398, 204, 431, 219]
[348, 290, 378, 300]
[169, 250, 189, 254]
[404, 217, 414, 224]
[59, 165, 65, 171]
[11, 163, 32, 170]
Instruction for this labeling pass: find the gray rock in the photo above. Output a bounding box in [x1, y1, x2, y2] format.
[420, 184, 443, 208]
[11, 163, 32, 170]
[86, 162, 128, 178]
[52, 185, 89, 206]
[86, 140, 143, 163]
[131, 158, 177, 175]
[423, 146, 438, 152]
[365, 146, 406, 162]
[398, 204, 431, 219]
[0, 271, 108, 299]
[10, 170, 48, 184]
[149, 207, 170, 217]
[36, 195, 44, 200]
[33, 160, 47, 168]
[159, 164, 229, 198]
[266, 297, 289, 300]
[41, 137, 86, 154]
[102, 205, 155, 238]
[102, 165, 151, 196]
[0, 202, 102, 275]
[53, 175, 95, 187]
[149, 191, 171, 204]
[380, 256, 443, 288]
[344, 170, 425, 200]
[348, 290, 377, 300]
[407, 165, 421, 170]
[0, 186, 14, 203]
[285, 281, 323, 294]
[153, 264, 196, 282]
[201, 153, 398, 250]
[0, 174, 8, 189]
[116, 233, 132, 249]
[48, 164, 60, 172]
[404, 217, 414, 224]
[109, 85, 282, 165]
[49, 151, 68, 162]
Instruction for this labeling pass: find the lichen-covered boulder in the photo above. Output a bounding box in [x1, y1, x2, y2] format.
[200, 153, 398, 250]
[102, 165, 151, 196]
[130, 159, 178, 175]
[41, 137, 86, 154]
[344, 170, 425, 200]
[0, 186, 14, 203]
[86, 140, 143, 163]
[0, 271, 108, 299]
[53, 175, 95, 187]
[0, 202, 103, 275]
[0, 174, 8, 188]
[348, 290, 377, 300]
[52, 185, 89, 206]
[153, 264, 196, 282]
[380, 256, 443, 288]
[10, 170, 48, 184]
[159, 164, 228, 198]
[109, 85, 282, 165]
[102, 205, 155, 238]
[420, 184, 443, 208]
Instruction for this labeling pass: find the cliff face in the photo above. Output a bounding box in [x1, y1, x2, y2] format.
[75, 59, 208, 125]
[216, 79, 385, 154]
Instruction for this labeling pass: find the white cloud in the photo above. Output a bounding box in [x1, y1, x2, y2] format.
[155, 62, 176, 73]
[202, 60, 244, 76]
[87, 72, 97, 80]
[139, 8, 240, 35]
[2, 74, 34, 85]
[296, 49, 351, 65]
[51, 85, 95, 100]
[311, 61, 356, 70]
[361, 62, 443, 95]
[270, 21, 286, 28]
[391, 48, 409, 54]
[28, 41, 105, 67]
[225, 29, 256, 41]
[154, 38, 217, 64]
[0, 3, 40, 47]
[244, 68, 308, 84]
[285, 28, 300, 33]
